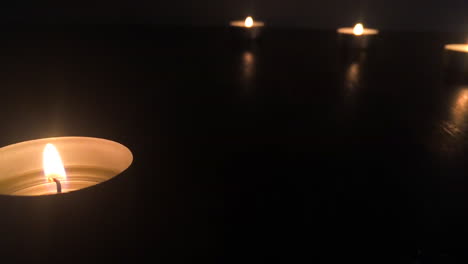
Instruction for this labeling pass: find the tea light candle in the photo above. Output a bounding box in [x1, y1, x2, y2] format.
[445, 44, 468, 53]
[337, 23, 379, 36]
[442, 44, 468, 82]
[0, 137, 133, 196]
[229, 16, 265, 40]
[337, 23, 379, 49]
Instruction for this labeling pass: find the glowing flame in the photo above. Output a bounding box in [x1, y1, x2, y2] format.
[43, 143, 67, 181]
[245, 16, 254, 28]
[353, 23, 364, 36]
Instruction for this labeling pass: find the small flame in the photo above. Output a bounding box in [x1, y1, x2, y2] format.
[245, 16, 254, 28]
[43, 143, 67, 181]
[353, 23, 364, 36]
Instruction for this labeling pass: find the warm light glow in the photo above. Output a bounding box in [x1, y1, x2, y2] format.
[241, 51, 255, 89]
[245, 16, 254, 28]
[353, 23, 364, 36]
[43, 143, 67, 181]
[444, 44, 468, 53]
[243, 51, 254, 66]
[452, 89, 468, 125]
[345, 62, 361, 90]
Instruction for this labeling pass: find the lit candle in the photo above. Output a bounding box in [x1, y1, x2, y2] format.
[443, 43, 468, 81]
[0, 137, 133, 196]
[229, 16, 265, 40]
[444, 44, 468, 53]
[337, 23, 379, 49]
[337, 23, 379, 36]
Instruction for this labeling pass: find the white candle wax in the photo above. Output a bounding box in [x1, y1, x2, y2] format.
[0, 137, 133, 196]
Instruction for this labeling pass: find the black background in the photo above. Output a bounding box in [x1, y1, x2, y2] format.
[0, 1, 467, 263]
[0, 0, 468, 31]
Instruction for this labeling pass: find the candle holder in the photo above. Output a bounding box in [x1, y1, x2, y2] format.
[229, 16, 265, 41]
[0, 137, 133, 196]
[337, 24, 379, 50]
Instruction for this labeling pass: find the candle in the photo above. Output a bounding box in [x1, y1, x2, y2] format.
[337, 23, 379, 49]
[443, 43, 468, 82]
[444, 44, 468, 53]
[229, 16, 265, 40]
[0, 137, 133, 196]
[337, 23, 379, 36]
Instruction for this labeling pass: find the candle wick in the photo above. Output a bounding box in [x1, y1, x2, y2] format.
[52, 178, 62, 193]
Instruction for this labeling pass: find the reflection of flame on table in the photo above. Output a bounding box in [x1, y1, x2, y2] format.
[242, 51, 254, 74]
[343, 51, 366, 93]
[345, 62, 360, 91]
[341, 60, 364, 116]
[241, 51, 255, 92]
[449, 88, 468, 132]
[436, 88, 468, 155]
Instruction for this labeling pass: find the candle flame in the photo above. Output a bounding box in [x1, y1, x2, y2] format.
[43, 143, 67, 181]
[353, 23, 364, 36]
[245, 16, 254, 28]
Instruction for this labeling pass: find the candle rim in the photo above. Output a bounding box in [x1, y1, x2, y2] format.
[0, 136, 133, 181]
[0, 136, 133, 177]
[0, 136, 132, 156]
[444, 43, 468, 52]
[229, 20, 265, 27]
[337, 27, 379, 35]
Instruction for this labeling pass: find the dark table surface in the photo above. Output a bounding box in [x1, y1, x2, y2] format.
[0, 25, 467, 263]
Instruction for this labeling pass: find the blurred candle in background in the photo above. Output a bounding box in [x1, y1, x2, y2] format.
[337, 23, 379, 49]
[444, 44, 468, 53]
[229, 16, 265, 40]
[442, 42, 468, 82]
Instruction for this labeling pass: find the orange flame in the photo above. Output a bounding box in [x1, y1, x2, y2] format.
[43, 143, 67, 181]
